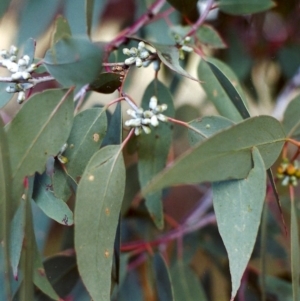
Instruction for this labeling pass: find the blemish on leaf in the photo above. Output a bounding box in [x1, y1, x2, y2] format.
[88, 175, 95, 181]
[105, 208, 110, 216]
[213, 89, 218, 97]
[93, 133, 100, 142]
[38, 268, 46, 276]
[21, 194, 26, 200]
[62, 214, 69, 225]
[104, 250, 110, 258]
[205, 124, 210, 129]
[70, 144, 74, 149]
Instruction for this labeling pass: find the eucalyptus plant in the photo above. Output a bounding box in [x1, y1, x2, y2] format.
[0, 0, 299, 301]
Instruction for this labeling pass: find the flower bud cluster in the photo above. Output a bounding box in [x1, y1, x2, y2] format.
[125, 96, 168, 135]
[277, 158, 300, 186]
[173, 34, 193, 59]
[123, 42, 152, 68]
[0, 45, 37, 103]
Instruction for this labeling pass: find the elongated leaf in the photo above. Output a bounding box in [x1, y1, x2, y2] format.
[264, 276, 295, 301]
[51, 16, 72, 46]
[198, 58, 247, 121]
[0, 118, 11, 299]
[138, 80, 174, 229]
[151, 43, 199, 81]
[64, 108, 107, 180]
[197, 25, 226, 49]
[90, 72, 122, 94]
[5, 89, 74, 209]
[170, 261, 207, 301]
[212, 147, 266, 300]
[153, 253, 174, 301]
[10, 201, 25, 279]
[17, 0, 60, 45]
[188, 115, 234, 146]
[142, 116, 285, 195]
[20, 38, 36, 65]
[33, 173, 73, 226]
[75, 145, 125, 301]
[36, 255, 79, 299]
[33, 222, 60, 300]
[282, 95, 300, 138]
[291, 195, 300, 301]
[219, 0, 275, 15]
[0, 82, 13, 108]
[44, 36, 102, 87]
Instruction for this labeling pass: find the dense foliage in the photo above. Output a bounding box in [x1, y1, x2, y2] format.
[0, 0, 300, 301]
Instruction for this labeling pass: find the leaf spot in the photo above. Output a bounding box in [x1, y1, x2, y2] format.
[93, 133, 100, 142]
[21, 194, 26, 200]
[105, 208, 110, 216]
[70, 144, 74, 149]
[62, 214, 69, 225]
[205, 124, 210, 129]
[88, 175, 95, 181]
[104, 250, 110, 258]
[213, 89, 218, 97]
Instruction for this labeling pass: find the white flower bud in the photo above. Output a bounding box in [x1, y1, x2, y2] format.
[184, 36, 191, 42]
[9, 45, 18, 55]
[11, 72, 23, 80]
[125, 57, 136, 65]
[17, 91, 25, 104]
[142, 125, 151, 134]
[129, 47, 138, 56]
[6, 85, 16, 93]
[152, 60, 160, 72]
[9, 55, 17, 62]
[142, 118, 151, 125]
[21, 71, 31, 80]
[149, 96, 158, 110]
[23, 55, 30, 65]
[157, 114, 168, 122]
[151, 115, 159, 127]
[142, 60, 151, 68]
[143, 110, 154, 118]
[123, 48, 131, 55]
[134, 127, 142, 136]
[26, 63, 37, 73]
[0, 49, 8, 58]
[181, 45, 193, 52]
[139, 50, 149, 59]
[138, 41, 145, 51]
[127, 109, 137, 118]
[5, 61, 18, 72]
[156, 104, 168, 113]
[135, 57, 142, 67]
[18, 58, 27, 66]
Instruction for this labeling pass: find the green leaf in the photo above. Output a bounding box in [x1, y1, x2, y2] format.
[33, 173, 74, 226]
[142, 116, 285, 195]
[102, 102, 122, 146]
[0, 0, 9, 19]
[17, 0, 60, 45]
[218, 0, 275, 15]
[151, 42, 199, 82]
[51, 16, 72, 46]
[264, 276, 294, 301]
[19, 38, 36, 65]
[64, 108, 107, 180]
[282, 95, 300, 138]
[75, 145, 125, 301]
[10, 201, 25, 279]
[37, 255, 79, 298]
[212, 147, 266, 300]
[198, 58, 248, 121]
[170, 261, 208, 301]
[44, 36, 102, 87]
[197, 25, 226, 49]
[0, 118, 12, 299]
[0, 83, 13, 108]
[52, 161, 73, 202]
[5, 89, 74, 208]
[33, 227, 60, 300]
[137, 80, 174, 229]
[188, 115, 234, 146]
[90, 72, 122, 94]
[153, 253, 174, 301]
[291, 196, 300, 301]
